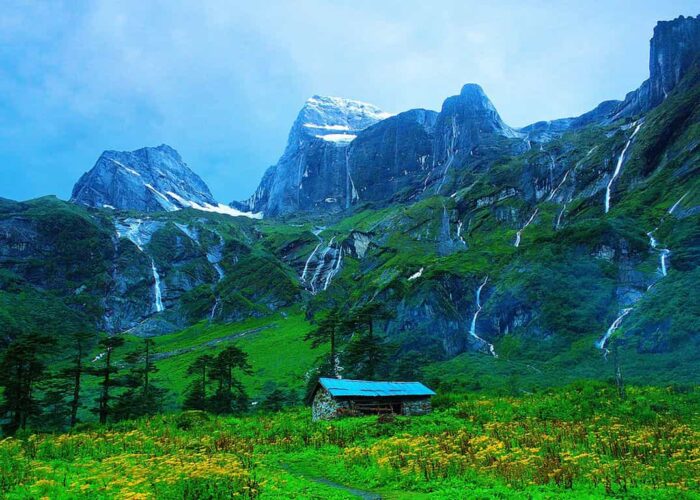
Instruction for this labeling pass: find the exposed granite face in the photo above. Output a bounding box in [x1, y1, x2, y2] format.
[238, 96, 392, 217]
[71, 145, 217, 213]
[432, 84, 520, 167]
[238, 85, 527, 215]
[648, 15, 700, 107]
[608, 15, 700, 119]
[347, 109, 437, 205]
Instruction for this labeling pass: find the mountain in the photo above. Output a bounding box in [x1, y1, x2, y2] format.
[1, 15, 699, 402]
[237, 83, 529, 216]
[234, 96, 393, 216]
[72, 144, 256, 217]
[523, 14, 700, 139]
[614, 14, 700, 119]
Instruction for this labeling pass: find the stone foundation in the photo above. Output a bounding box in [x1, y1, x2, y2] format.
[401, 398, 432, 416]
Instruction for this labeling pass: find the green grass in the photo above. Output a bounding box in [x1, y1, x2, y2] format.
[4, 384, 698, 498]
[117, 310, 318, 404]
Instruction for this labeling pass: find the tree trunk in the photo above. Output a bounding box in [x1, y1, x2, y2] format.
[144, 341, 150, 399]
[70, 343, 83, 427]
[101, 348, 112, 425]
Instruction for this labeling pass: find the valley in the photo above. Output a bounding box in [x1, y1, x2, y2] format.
[0, 11, 699, 498]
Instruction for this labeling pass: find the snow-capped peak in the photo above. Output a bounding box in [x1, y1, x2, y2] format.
[296, 95, 393, 145]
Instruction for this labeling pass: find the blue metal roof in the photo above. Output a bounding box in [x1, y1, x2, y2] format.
[318, 378, 435, 398]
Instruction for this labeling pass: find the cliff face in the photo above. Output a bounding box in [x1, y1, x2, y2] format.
[238, 96, 392, 216]
[239, 84, 526, 215]
[71, 145, 217, 213]
[346, 109, 437, 205]
[612, 15, 700, 120]
[648, 15, 700, 107]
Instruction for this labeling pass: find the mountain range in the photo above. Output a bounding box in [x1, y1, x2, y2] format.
[1, 15, 699, 396]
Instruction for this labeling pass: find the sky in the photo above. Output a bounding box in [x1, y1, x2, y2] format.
[1, 1, 698, 203]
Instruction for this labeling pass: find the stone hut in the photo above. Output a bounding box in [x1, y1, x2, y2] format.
[309, 378, 435, 421]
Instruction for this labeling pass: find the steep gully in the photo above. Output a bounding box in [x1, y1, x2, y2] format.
[301, 228, 344, 294]
[594, 193, 687, 356]
[469, 277, 498, 357]
[605, 122, 642, 214]
[115, 218, 164, 314]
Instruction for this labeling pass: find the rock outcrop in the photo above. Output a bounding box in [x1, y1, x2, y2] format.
[236, 96, 392, 216]
[72, 145, 217, 213]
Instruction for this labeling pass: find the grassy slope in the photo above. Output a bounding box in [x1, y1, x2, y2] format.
[79, 310, 318, 411]
[5, 385, 698, 499]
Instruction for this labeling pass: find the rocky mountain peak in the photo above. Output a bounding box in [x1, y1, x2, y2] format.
[438, 84, 518, 137]
[648, 15, 700, 105]
[459, 83, 489, 101]
[71, 145, 259, 218]
[71, 144, 216, 213]
[293, 95, 393, 145]
[612, 14, 700, 120]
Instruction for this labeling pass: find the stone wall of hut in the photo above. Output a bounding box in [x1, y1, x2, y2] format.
[311, 387, 350, 421]
[401, 398, 431, 416]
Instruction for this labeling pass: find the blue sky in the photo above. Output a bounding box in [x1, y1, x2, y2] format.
[1, 1, 698, 203]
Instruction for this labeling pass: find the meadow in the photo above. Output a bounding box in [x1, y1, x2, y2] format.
[2, 383, 698, 499]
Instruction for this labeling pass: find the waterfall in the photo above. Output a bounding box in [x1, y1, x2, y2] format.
[323, 248, 344, 290]
[514, 208, 539, 247]
[595, 308, 632, 357]
[469, 276, 497, 357]
[345, 149, 359, 208]
[206, 235, 226, 282]
[546, 169, 570, 202]
[210, 297, 221, 321]
[555, 204, 567, 230]
[605, 123, 642, 213]
[436, 116, 458, 194]
[151, 259, 164, 313]
[668, 192, 689, 214]
[456, 220, 466, 246]
[301, 241, 323, 283]
[116, 218, 166, 313]
[309, 236, 335, 293]
[660, 250, 669, 277]
[647, 231, 670, 277]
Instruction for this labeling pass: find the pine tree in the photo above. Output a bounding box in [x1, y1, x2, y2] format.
[113, 339, 167, 420]
[0, 332, 54, 434]
[304, 307, 344, 377]
[344, 332, 391, 380]
[207, 346, 252, 414]
[184, 354, 213, 411]
[91, 336, 125, 425]
[61, 331, 93, 428]
[342, 302, 395, 380]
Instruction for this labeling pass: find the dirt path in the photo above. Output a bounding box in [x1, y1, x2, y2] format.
[308, 477, 382, 499]
[152, 325, 271, 361]
[280, 463, 382, 499]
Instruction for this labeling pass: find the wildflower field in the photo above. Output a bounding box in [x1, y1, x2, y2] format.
[2, 383, 699, 499]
